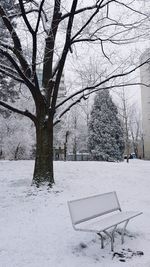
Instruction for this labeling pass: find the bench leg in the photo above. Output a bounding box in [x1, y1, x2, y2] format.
[104, 225, 117, 252]
[112, 225, 117, 243]
[97, 233, 104, 249]
[121, 219, 129, 244]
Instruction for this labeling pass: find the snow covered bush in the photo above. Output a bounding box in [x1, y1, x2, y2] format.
[0, 86, 35, 160]
[0, 113, 35, 160]
[88, 90, 125, 161]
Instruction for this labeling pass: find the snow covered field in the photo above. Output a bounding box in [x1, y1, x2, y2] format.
[0, 159, 150, 267]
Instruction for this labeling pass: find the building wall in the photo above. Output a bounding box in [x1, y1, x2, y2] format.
[140, 49, 150, 160]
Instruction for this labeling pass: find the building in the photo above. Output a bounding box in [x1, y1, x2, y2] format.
[140, 49, 150, 160]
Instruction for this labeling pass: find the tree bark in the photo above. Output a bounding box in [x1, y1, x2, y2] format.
[33, 115, 54, 186]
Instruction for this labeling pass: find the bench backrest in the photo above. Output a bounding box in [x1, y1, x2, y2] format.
[68, 191, 121, 225]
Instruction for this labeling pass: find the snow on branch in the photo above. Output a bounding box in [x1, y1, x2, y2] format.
[0, 48, 33, 87]
[0, 100, 36, 123]
[0, 5, 22, 52]
[0, 4, 32, 78]
[0, 65, 24, 83]
[0, 41, 13, 51]
[0, 63, 20, 75]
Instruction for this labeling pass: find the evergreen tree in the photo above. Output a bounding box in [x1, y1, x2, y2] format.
[88, 90, 125, 161]
[0, 0, 18, 107]
[0, 0, 20, 158]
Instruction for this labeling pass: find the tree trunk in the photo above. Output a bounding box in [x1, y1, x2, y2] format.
[32, 116, 54, 187]
[14, 143, 20, 160]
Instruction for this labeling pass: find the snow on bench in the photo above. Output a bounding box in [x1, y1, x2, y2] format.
[68, 191, 142, 251]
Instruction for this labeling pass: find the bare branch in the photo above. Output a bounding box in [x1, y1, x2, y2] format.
[0, 48, 44, 104]
[54, 82, 150, 125]
[55, 58, 150, 110]
[71, 3, 101, 42]
[0, 100, 36, 123]
[18, 0, 34, 34]
[31, 1, 46, 85]
[115, 0, 149, 18]
[35, 0, 45, 33]
[0, 65, 24, 83]
[61, 0, 111, 21]
[9, 7, 48, 34]
[0, 48, 33, 86]
[51, 0, 78, 109]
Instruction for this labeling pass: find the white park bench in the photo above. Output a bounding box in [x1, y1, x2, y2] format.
[68, 191, 142, 251]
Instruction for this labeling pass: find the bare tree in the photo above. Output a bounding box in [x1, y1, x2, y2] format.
[0, 1, 150, 186]
[114, 87, 142, 161]
[116, 87, 131, 162]
[129, 104, 142, 158]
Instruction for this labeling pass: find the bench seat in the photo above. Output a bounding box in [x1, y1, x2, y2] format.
[74, 210, 142, 233]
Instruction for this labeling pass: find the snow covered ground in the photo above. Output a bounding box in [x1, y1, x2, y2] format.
[0, 159, 150, 267]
